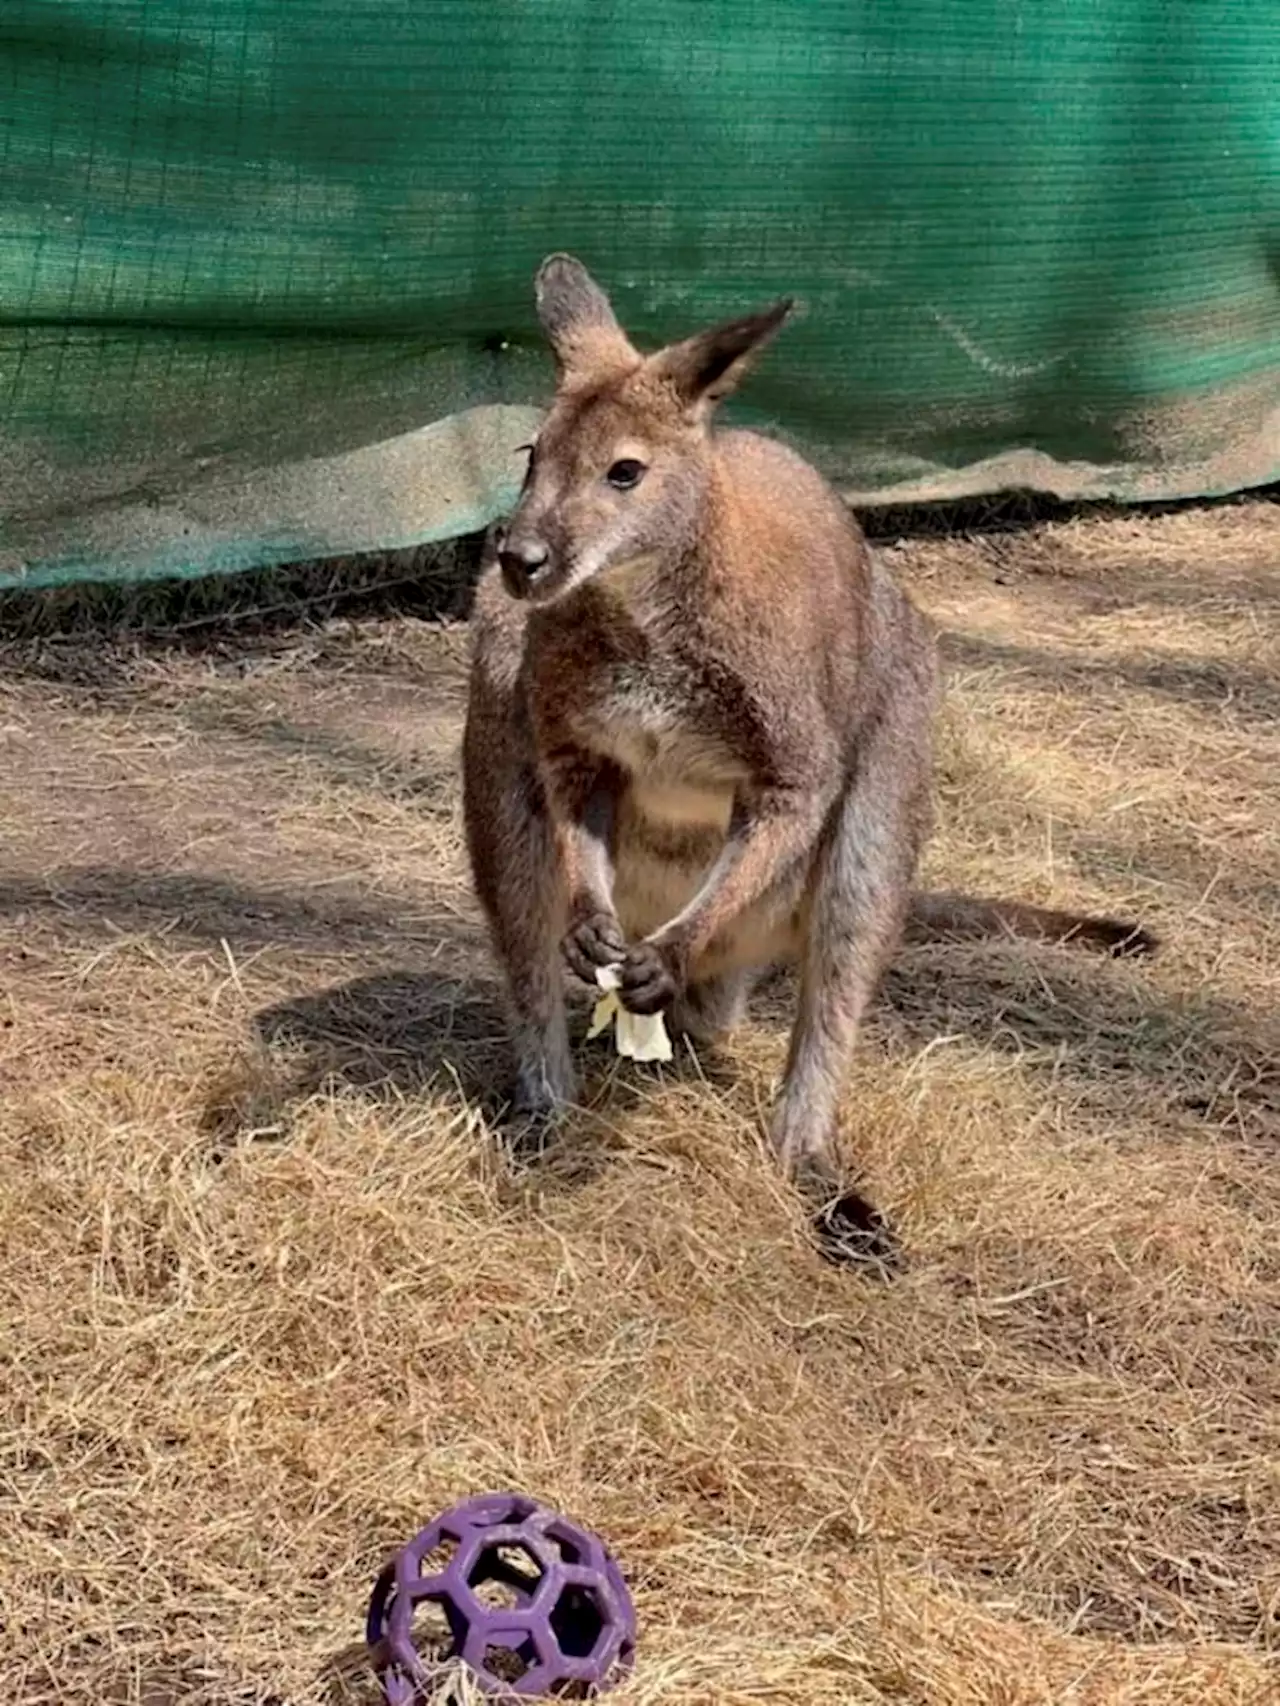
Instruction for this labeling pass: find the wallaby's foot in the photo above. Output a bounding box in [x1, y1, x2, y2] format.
[812, 1188, 902, 1274]
[502, 1105, 566, 1169]
[503, 1048, 574, 1168]
[1099, 919, 1158, 958]
[511, 1034, 576, 1120]
[795, 1158, 903, 1274]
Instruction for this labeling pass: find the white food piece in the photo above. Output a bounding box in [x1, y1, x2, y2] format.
[589, 963, 674, 1062]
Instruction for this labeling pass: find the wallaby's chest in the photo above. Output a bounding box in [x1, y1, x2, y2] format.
[528, 612, 748, 832]
[586, 692, 742, 837]
[577, 660, 739, 773]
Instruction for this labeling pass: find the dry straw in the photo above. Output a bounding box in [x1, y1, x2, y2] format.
[1, 500, 1277, 1703]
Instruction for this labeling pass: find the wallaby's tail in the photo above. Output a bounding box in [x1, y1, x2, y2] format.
[906, 891, 1157, 958]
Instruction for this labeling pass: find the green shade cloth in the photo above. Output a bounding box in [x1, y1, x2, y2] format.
[2, 1, 1278, 589]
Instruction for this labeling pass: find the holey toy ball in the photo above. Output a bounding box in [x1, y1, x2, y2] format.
[366, 1493, 637, 1702]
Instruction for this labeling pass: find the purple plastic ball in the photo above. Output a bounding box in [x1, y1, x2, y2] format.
[366, 1493, 637, 1702]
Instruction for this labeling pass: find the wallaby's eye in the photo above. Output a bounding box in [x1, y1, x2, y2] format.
[606, 458, 647, 491]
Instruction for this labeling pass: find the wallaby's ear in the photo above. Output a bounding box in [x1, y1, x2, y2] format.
[534, 254, 635, 381]
[652, 298, 793, 414]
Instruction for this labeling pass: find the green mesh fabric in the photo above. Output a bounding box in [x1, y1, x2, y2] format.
[2, 2, 1278, 589]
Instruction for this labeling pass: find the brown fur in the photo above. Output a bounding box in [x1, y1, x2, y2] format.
[462, 255, 1155, 1265]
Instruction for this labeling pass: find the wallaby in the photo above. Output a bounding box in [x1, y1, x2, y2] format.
[462, 255, 1154, 1266]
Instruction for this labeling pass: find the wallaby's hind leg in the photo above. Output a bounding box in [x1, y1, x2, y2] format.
[463, 643, 574, 1120]
[669, 970, 753, 1045]
[495, 822, 574, 1119]
[771, 701, 933, 1268]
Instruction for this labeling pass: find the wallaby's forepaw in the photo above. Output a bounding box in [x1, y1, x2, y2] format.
[562, 910, 626, 983]
[618, 939, 681, 1015]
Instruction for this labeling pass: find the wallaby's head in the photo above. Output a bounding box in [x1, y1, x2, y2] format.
[496, 255, 792, 603]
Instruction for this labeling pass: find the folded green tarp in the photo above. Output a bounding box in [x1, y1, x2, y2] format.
[2, 1, 1278, 589]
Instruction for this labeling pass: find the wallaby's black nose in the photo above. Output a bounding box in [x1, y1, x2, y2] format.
[498, 538, 550, 583]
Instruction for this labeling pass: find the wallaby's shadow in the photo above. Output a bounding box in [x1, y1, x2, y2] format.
[255, 968, 513, 1113]
[249, 966, 617, 1195]
[242, 930, 1280, 1242]
[251, 964, 741, 1157]
[249, 941, 1280, 1158]
[877, 944, 1279, 1143]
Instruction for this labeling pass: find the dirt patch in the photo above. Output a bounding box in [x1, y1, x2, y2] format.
[2, 500, 1279, 1704]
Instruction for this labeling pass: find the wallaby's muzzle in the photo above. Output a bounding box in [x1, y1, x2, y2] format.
[496, 530, 551, 599]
